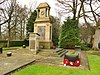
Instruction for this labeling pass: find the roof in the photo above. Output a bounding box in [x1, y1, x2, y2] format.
[37, 2, 50, 8]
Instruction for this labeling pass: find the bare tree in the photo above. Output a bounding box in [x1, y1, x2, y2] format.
[56, 0, 100, 23]
[87, 0, 100, 49]
[0, 0, 17, 47]
[7, 0, 16, 47]
[0, 0, 7, 4]
[15, 5, 28, 40]
[80, 23, 95, 44]
[0, 0, 7, 39]
[0, 0, 37, 42]
[56, 0, 85, 21]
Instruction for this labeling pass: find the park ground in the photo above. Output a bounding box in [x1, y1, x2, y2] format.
[1, 47, 99, 75]
[13, 55, 100, 75]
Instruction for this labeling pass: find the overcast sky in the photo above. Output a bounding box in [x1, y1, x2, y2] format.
[16, 0, 96, 24]
[17, 0, 57, 17]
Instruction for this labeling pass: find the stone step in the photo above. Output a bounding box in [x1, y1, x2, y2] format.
[60, 50, 68, 57]
[55, 48, 68, 57]
[56, 48, 63, 53]
[57, 49, 66, 55]
[37, 49, 59, 57]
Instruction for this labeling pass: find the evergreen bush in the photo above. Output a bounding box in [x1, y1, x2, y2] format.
[58, 18, 80, 48]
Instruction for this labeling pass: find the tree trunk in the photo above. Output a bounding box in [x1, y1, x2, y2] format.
[14, 16, 17, 40]
[92, 19, 100, 50]
[77, 0, 85, 22]
[82, 4, 88, 26]
[0, 25, 1, 39]
[89, 0, 97, 24]
[22, 19, 25, 39]
[89, 0, 99, 50]
[7, 21, 11, 48]
[20, 20, 23, 40]
[92, 28, 100, 50]
[73, 0, 76, 20]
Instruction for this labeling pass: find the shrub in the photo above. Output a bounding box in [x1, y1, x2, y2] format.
[80, 43, 90, 50]
[10, 40, 29, 47]
[87, 43, 92, 48]
[0, 40, 7, 47]
[23, 39, 29, 46]
[58, 18, 80, 49]
[0, 40, 29, 47]
[10, 40, 23, 47]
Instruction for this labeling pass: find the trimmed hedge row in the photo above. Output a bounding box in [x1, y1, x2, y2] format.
[0, 40, 29, 47]
[0, 40, 7, 47]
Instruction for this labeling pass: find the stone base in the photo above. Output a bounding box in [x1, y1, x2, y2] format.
[30, 49, 37, 54]
[39, 41, 52, 49]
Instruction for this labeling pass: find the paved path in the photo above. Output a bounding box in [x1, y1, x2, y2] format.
[0, 48, 35, 75]
[35, 49, 63, 66]
[0, 48, 89, 75]
[35, 49, 90, 70]
[80, 51, 90, 70]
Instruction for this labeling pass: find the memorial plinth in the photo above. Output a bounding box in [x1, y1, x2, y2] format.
[29, 33, 40, 54]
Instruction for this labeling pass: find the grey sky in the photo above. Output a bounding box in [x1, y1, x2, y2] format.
[17, 0, 57, 17]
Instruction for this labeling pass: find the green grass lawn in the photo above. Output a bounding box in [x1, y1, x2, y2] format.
[3, 47, 21, 51]
[13, 54, 100, 75]
[3, 46, 28, 51]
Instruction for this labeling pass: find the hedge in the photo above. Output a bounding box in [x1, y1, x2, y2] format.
[0, 40, 7, 47]
[0, 40, 29, 47]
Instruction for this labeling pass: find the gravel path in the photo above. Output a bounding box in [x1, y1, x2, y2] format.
[0, 48, 35, 75]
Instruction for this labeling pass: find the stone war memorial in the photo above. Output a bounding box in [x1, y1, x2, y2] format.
[28, 2, 89, 69]
[29, 2, 52, 54]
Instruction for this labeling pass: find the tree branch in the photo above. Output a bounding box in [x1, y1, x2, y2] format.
[0, 0, 7, 5]
[89, 0, 98, 24]
[0, 19, 9, 26]
[77, 0, 85, 21]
